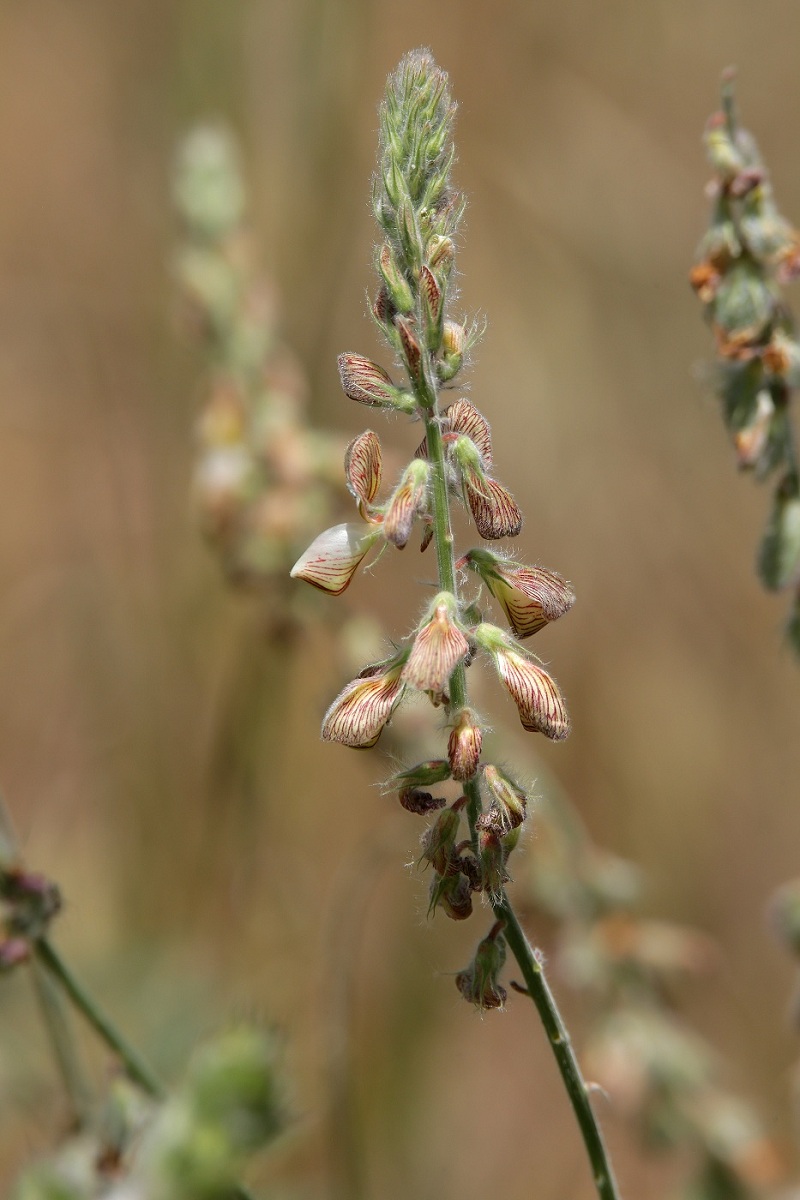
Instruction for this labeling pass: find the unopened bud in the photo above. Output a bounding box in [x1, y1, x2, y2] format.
[426, 234, 455, 272]
[447, 709, 483, 781]
[378, 243, 414, 313]
[757, 474, 800, 591]
[394, 315, 423, 383]
[420, 264, 443, 348]
[713, 259, 775, 346]
[456, 922, 507, 1009]
[437, 320, 465, 381]
[337, 353, 415, 412]
[478, 830, 510, 901]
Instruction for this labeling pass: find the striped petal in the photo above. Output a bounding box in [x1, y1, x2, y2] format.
[475, 624, 569, 739]
[402, 595, 470, 702]
[463, 471, 523, 540]
[466, 549, 575, 638]
[447, 398, 493, 467]
[344, 430, 382, 508]
[322, 661, 406, 748]
[290, 523, 381, 595]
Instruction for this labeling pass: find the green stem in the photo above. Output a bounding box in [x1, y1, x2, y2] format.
[418, 357, 620, 1200]
[30, 953, 94, 1127]
[34, 938, 165, 1100]
[492, 898, 620, 1200]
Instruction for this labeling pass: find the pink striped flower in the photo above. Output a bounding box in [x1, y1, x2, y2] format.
[322, 656, 407, 748]
[464, 548, 575, 638]
[475, 623, 570, 740]
[401, 593, 470, 704]
[453, 437, 522, 540]
[290, 522, 382, 596]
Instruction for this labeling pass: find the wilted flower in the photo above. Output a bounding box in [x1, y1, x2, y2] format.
[477, 764, 528, 833]
[321, 656, 407, 747]
[464, 548, 575, 638]
[456, 921, 507, 1009]
[389, 759, 451, 814]
[290, 522, 382, 595]
[401, 592, 470, 703]
[475, 623, 570, 739]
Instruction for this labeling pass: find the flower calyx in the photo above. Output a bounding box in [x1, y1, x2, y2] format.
[389, 759, 451, 814]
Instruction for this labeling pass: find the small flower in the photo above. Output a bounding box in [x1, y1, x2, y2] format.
[383, 459, 431, 548]
[447, 709, 483, 781]
[337, 352, 415, 412]
[394, 315, 424, 385]
[401, 593, 470, 703]
[456, 922, 507, 1009]
[453, 437, 522, 540]
[291, 522, 382, 596]
[321, 656, 407, 748]
[475, 624, 570, 740]
[420, 804, 462, 875]
[478, 830, 511, 902]
[464, 547, 575, 638]
[344, 429, 383, 514]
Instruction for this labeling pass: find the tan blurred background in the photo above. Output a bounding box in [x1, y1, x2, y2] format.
[1, 1, 799, 1196]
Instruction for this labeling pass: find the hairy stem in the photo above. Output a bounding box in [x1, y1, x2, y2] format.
[35, 937, 164, 1100]
[420, 378, 621, 1200]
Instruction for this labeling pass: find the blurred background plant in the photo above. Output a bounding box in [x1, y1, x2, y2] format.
[691, 71, 800, 655]
[1, 4, 800, 1200]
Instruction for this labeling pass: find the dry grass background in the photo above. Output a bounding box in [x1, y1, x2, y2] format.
[0, 2, 799, 1197]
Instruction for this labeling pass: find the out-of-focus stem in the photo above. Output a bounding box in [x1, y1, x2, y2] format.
[30, 954, 94, 1128]
[35, 938, 164, 1100]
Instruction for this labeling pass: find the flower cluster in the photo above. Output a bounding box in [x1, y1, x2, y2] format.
[691, 72, 800, 651]
[292, 50, 575, 1005]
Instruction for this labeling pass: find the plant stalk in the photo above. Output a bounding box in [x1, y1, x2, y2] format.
[34, 937, 165, 1100]
[420, 387, 621, 1200]
[30, 953, 94, 1127]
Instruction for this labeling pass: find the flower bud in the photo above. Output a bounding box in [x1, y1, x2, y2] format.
[456, 923, 507, 1009]
[378, 243, 414, 313]
[446, 398, 493, 466]
[475, 624, 570, 740]
[732, 389, 774, 470]
[704, 111, 746, 181]
[337, 352, 415, 412]
[344, 429, 382, 511]
[437, 319, 464, 381]
[186, 1027, 285, 1153]
[394, 315, 423, 384]
[426, 234, 455, 272]
[465, 547, 575, 638]
[321, 656, 407, 748]
[291, 522, 382, 595]
[712, 259, 775, 347]
[401, 593, 470, 704]
[420, 264, 443, 348]
[757, 473, 800, 591]
[383, 459, 431, 548]
[447, 709, 483, 781]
